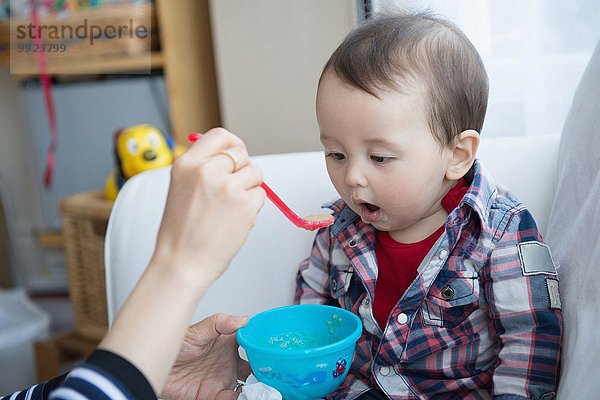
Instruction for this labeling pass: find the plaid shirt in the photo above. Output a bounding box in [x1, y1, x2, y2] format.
[294, 160, 562, 400]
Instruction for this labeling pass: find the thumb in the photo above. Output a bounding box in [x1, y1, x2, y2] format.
[214, 314, 249, 335]
[191, 314, 249, 341]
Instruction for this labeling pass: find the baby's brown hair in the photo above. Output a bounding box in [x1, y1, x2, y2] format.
[320, 12, 489, 147]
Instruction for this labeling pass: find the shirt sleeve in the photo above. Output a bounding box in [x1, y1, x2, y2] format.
[483, 208, 562, 400]
[294, 227, 333, 304]
[0, 374, 67, 400]
[47, 349, 157, 400]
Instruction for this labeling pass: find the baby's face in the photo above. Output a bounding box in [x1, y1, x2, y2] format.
[316, 73, 455, 242]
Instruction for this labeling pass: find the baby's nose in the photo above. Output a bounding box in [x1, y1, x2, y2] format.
[344, 165, 367, 187]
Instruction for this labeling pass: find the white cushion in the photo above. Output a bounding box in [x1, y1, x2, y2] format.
[105, 152, 338, 324]
[105, 135, 560, 325]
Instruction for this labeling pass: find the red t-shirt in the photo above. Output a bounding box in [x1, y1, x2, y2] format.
[373, 178, 469, 329]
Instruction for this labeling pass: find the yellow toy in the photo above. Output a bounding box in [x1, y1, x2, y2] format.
[104, 124, 185, 200]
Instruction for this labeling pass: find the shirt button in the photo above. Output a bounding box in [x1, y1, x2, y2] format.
[397, 313, 408, 325]
[379, 366, 391, 376]
[439, 249, 449, 259]
[331, 280, 338, 291]
[348, 239, 358, 248]
[442, 285, 455, 300]
[362, 297, 370, 307]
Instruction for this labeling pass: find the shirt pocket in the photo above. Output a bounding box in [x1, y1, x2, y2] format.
[422, 269, 480, 329]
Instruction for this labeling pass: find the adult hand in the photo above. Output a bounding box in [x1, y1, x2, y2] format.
[162, 314, 251, 400]
[152, 127, 266, 283]
[100, 128, 264, 395]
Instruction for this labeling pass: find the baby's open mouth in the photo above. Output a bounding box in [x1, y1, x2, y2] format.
[363, 202, 380, 212]
[355, 200, 380, 213]
[355, 200, 380, 223]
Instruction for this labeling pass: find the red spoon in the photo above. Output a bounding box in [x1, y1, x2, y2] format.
[188, 133, 334, 231]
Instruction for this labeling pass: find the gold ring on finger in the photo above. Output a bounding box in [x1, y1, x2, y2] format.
[219, 150, 239, 173]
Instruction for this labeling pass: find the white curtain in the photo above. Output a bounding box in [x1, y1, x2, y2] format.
[370, 0, 600, 138]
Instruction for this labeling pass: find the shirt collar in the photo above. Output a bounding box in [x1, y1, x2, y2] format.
[458, 159, 498, 227]
[323, 198, 361, 237]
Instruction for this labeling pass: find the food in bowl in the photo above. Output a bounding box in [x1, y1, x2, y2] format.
[237, 304, 363, 400]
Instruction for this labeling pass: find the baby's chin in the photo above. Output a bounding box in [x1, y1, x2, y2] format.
[346, 202, 400, 229]
[358, 213, 394, 230]
[364, 216, 409, 234]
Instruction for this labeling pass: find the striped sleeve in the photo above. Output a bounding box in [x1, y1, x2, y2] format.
[484, 208, 562, 400]
[0, 350, 157, 400]
[48, 350, 156, 400]
[294, 227, 333, 304]
[0, 374, 67, 400]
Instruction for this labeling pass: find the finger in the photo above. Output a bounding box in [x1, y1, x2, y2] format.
[187, 314, 221, 343]
[187, 128, 247, 160]
[228, 164, 263, 189]
[249, 185, 267, 214]
[200, 146, 250, 176]
[217, 146, 251, 173]
[246, 186, 267, 214]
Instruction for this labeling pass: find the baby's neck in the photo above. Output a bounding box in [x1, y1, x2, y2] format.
[388, 207, 448, 244]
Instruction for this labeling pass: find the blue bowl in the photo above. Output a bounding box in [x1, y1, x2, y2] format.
[237, 304, 362, 400]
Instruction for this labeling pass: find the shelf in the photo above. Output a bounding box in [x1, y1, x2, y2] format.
[0, 0, 219, 143]
[6, 51, 164, 80]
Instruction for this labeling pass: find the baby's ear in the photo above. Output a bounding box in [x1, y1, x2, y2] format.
[446, 129, 479, 180]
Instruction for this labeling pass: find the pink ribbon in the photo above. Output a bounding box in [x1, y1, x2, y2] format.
[31, 0, 58, 189]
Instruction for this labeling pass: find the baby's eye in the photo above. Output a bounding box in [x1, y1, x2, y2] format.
[325, 152, 346, 161]
[370, 155, 393, 163]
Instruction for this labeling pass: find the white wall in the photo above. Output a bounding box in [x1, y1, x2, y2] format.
[371, 0, 600, 139]
[209, 0, 357, 155]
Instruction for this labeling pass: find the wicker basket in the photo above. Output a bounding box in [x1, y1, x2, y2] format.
[0, 2, 158, 68]
[60, 190, 113, 342]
